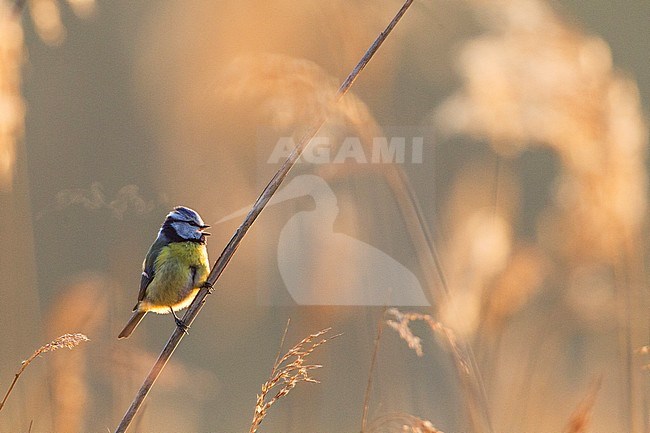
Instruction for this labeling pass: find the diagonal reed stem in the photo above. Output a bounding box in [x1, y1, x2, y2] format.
[114, 2, 414, 432]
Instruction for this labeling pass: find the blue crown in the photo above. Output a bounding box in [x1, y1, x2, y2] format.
[166, 206, 206, 227]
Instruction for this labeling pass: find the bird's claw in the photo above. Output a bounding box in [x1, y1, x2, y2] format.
[201, 281, 214, 294]
[171, 308, 190, 335]
[174, 316, 190, 335]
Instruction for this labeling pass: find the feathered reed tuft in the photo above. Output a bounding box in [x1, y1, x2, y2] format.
[0, 333, 89, 412]
[23, 333, 89, 362]
[385, 308, 468, 374]
[249, 327, 337, 433]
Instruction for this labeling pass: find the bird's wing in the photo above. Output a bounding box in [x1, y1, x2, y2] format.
[137, 237, 166, 303]
[137, 271, 152, 303]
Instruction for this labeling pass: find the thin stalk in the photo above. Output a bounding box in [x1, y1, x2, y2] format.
[0, 371, 22, 412]
[360, 309, 386, 433]
[114, 2, 414, 432]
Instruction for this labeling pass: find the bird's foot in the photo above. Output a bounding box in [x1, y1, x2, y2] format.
[170, 308, 189, 335]
[201, 281, 214, 294]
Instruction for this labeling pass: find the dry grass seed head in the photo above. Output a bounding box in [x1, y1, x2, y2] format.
[385, 308, 424, 357]
[23, 333, 89, 367]
[385, 308, 469, 374]
[250, 327, 337, 433]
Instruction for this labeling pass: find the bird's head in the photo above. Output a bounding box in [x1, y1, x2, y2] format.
[162, 206, 210, 243]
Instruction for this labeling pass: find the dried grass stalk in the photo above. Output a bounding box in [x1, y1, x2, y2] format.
[249, 327, 337, 433]
[0, 333, 89, 412]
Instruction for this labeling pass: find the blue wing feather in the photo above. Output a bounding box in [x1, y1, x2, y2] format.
[136, 236, 168, 306]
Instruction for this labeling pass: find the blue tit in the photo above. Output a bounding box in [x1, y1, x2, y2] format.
[118, 206, 211, 339]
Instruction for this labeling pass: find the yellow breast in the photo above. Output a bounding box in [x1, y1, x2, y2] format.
[141, 242, 210, 313]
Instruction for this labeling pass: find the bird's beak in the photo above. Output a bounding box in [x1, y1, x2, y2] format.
[200, 225, 211, 236]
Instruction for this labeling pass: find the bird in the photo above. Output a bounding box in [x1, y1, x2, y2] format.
[118, 206, 211, 339]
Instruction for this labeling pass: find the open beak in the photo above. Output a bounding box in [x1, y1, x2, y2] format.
[200, 225, 211, 236]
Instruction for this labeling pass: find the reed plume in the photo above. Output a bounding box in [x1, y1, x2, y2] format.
[249, 327, 337, 433]
[435, 0, 647, 430]
[0, 333, 89, 413]
[0, 0, 24, 192]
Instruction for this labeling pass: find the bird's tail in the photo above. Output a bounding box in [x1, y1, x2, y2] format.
[118, 311, 147, 339]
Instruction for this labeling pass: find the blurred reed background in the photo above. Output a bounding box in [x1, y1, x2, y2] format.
[1, 0, 649, 432]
